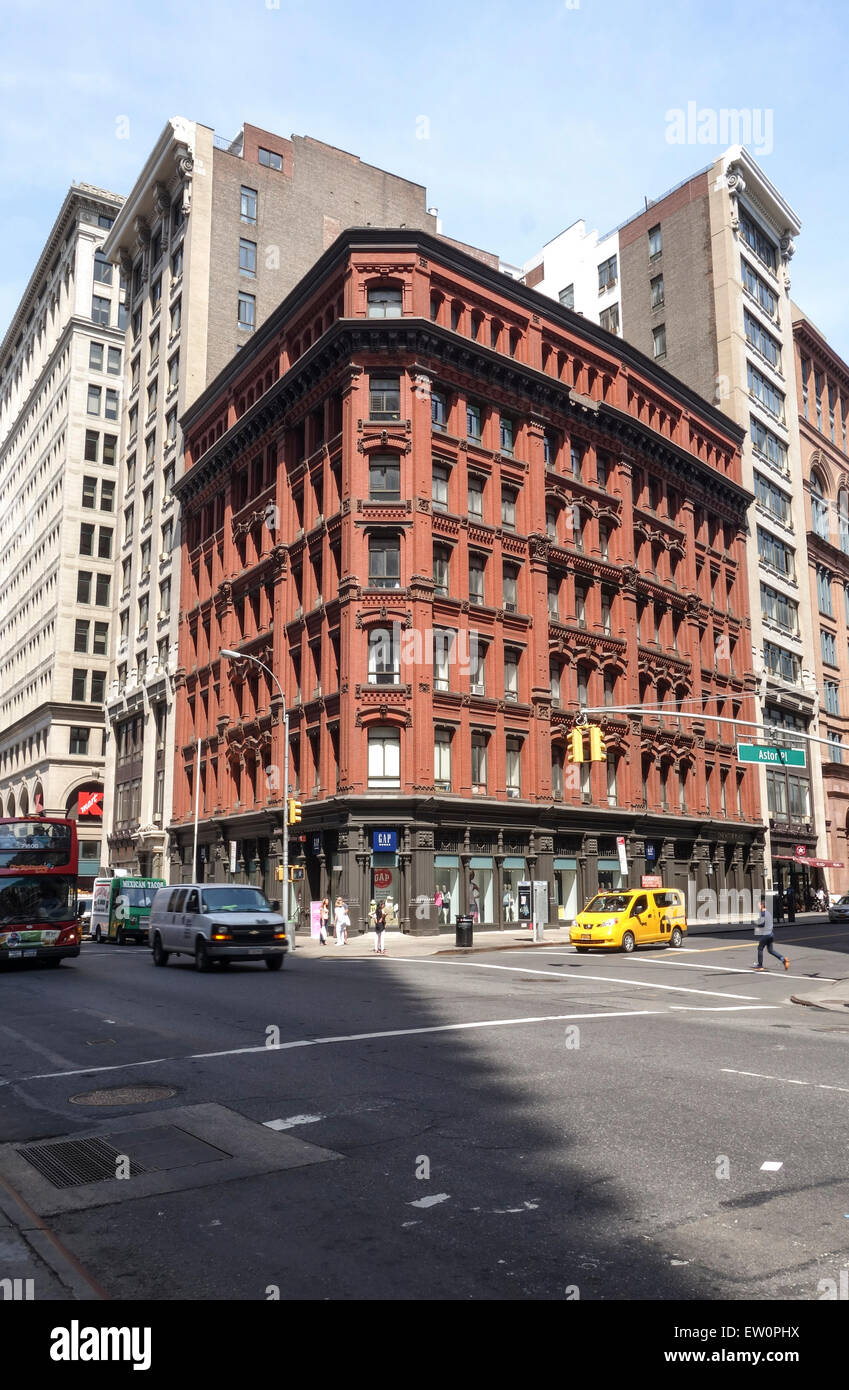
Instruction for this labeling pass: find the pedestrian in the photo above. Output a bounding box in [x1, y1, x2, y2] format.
[374, 899, 387, 954]
[319, 896, 330, 945]
[433, 885, 443, 925]
[753, 896, 789, 972]
[817, 887, 828, 913]
[441, 885, 451, 925]
[334, 896, 349, 945]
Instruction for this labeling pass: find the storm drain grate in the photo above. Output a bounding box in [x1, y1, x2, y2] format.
[17, 1136, 148, 1189]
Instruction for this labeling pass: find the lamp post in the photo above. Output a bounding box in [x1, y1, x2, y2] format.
[220, 649, 293, 950]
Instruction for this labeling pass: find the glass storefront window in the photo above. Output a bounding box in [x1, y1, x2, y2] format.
[372, 852, 400, 926]
[468, 859, 494, 923]
[553, 858, 578, 921]
[596, 857, 624, 892]
[501, 858, 526, 921]
[433, 856, 459, 927]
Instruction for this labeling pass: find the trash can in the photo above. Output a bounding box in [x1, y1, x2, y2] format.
[456, 914, 474, 948]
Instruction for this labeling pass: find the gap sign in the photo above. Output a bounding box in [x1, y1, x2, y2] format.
[737, 743, 806, 768]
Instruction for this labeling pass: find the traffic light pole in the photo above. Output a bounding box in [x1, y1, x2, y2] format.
[219, 648, 294, 951]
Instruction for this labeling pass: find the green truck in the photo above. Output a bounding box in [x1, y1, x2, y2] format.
[90, 876, 166, 944]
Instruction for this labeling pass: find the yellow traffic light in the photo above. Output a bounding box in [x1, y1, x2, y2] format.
[588, 725, 606, 761]
[568, 728, 585, 763]
[288, 798, 302, 824]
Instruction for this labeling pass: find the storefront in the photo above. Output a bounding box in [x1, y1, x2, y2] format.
[371, 828, 401, 927]
[501, 857, 527, 922]
[597, 857, 625, 891]
[468, 857, 494, 924]
[433, 855, 459, 927]
[553, 856, 578, 922]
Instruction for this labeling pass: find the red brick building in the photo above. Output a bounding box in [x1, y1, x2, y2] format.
[172, 228, 764, 931]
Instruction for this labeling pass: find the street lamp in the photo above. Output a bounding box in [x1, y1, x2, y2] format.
[219, 649, 293, 950]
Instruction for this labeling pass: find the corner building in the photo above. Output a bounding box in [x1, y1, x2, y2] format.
[172, 228, 763, 932]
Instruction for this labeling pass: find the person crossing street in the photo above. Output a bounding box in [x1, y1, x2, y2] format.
[753, 895, 789, 972]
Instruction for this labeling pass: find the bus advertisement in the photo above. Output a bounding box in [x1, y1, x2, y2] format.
[0, 818, 81, 966]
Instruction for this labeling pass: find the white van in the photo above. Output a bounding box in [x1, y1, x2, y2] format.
[89, 876, 115, 942]
[147, 883, 288, 972]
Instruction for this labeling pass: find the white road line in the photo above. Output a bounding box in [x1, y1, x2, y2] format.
[721, 1067, 849, 1095]
[761, 1161, 783, 1171]
[0, 1009, 661, 1088]
[389, 957, 760, 1001]
[263, 1114, 324, 1131]
[530, 950, 835, 984]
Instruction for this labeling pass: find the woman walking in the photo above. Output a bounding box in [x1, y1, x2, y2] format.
[373, 899, 387, 954]
[318, 897, 330, 945]
[334, 896, 349, 946]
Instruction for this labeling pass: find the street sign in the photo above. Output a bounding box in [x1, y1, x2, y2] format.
[737, 743, 806, 768]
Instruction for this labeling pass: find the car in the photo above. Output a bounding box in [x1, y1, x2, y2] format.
[828, 895, 849, 922]
[147, 883, 289, 972]
[570, 887, 687, 953]
[76, 892, 93, 938]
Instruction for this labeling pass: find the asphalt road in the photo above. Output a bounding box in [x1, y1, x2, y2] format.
[2, 922, 849, 1301]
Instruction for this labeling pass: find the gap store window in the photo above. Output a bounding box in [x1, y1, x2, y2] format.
[468, 858, 494, 923]
[597, 857, 624, 891]
[501, 858, 527, 920]
[433, 856, 459, 927]
[553, 856, 578, 921]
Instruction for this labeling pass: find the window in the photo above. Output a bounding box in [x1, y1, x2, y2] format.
[82, 477, 97, 509]
[558, 284, 575, 309]
[367, 286, 403, 318]
[648, 224, 662, 259]
[433, 545, 450, 598]
[596, 453, 608, 490]
[431, 389, 446, 431]
[751, 416, 788, 473]
[87, 385, 101, 415]
[652, 324, 667, 359]
[70, 727, 89, 756]
[763, 640, 800, 683]
[150, 277, 161, 311]
[650, 274, 664, 309]
[91, 295, 110, 326]
[171, 245, 184, 279]
[368, 627, 400, 685]
[170, 299, 182, 338]
[93, 250, 112, 284]
[369, 454, 401, 501]
[469, 554, 486, 605]
[501, 487, 516, 530]
[822, 629, 838, 666]
[74, 620, 89, 653]
[124, 504, 134, 542]
[747, 362, 784, 421]
[471, 733, 487, 792]
[107, 346, 121, 374]
[739, 211, 777, 272]
[79, 522, 94, 556]
[504, 649, 519, 702]
[468, 475, 483, 518]
[98, 527, 112, 559]
[72, 669, 87, 701]
[167, 355, 179, 392]
[571, 441, 584, 477]
[598, 255, 618, 291]
[757, 527, 795, 579]
[467, 402, 482, 441]
[741, 259, 778, 320]
[368, 726, 400, 788]
[825, 681, 840, 715]
[434, 729, 452, 789]
[239, 238, 257, 276]
[138, 594, 149, 631]
[744, 310, 780, 369]
[84, 429, 100, 462]
[811, 474, 829, 540]
[760, 583, 798, 634]
[102, 389, 117, 421]
[432, 463, 450, 512]
[238, 292, 256, 331]
[817, 567, 834, 616]
[368, 534, 401, 589]
[601, 588, 612, 634]
[258, 146, 283, 169]
[547, 576, 559, 620]
[575, 582, 588, 627]
[77, 571, 92, 604]
[147, 379, 158, 415]
[240, 186, 258, 223]
[546, 506, 558, 541]
[433, 630, 454, 691]
[500, 416, 514, 455]
[754, 471, 790, 524]
[506, 737, 521, 797]
[599, 303, 619, 333]
[369, 375, 400, 421]
[89, 342, 103, 371]
[95, 573, 110, 606]
[550, 661, 561, 707]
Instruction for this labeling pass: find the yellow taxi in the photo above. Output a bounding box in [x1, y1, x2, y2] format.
[570, 887, 686, 953]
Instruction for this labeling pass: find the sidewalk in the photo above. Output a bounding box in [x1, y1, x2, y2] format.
[790, 978, 849, 1013]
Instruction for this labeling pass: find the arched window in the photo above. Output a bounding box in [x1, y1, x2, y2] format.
[839, 489, 849, 555]
[811, 471, 829, 540]
[19, 787, 29, 816]
[7, 793, 15, 816]
[367, 285, 403, 319]
[34, 782, 44, 813]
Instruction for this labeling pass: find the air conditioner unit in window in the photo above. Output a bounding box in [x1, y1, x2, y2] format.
[507, 788, 520, 799]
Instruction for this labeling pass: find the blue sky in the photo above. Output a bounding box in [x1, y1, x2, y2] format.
[2, 0, 847, 352]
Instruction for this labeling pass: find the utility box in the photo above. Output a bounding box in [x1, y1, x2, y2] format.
[532, 881, 548, 942]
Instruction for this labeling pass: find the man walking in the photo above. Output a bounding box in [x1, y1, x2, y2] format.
[753, 895, 789, 972]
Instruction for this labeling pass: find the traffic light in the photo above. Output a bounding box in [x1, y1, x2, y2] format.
[568, 728, 585, 763]
[588, 725, 607, 761]
[288, 798, 302, 825]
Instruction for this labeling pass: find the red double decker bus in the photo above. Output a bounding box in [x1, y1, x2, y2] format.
[0, 818, 81, 967]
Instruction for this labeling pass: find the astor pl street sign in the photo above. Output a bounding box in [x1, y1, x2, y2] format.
[737, 743, 806, 768]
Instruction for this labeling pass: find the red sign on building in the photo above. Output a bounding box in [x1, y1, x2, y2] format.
[78, 791, 103, 818]
[641, 874, 662, 889]
[373, 868, 392, 891]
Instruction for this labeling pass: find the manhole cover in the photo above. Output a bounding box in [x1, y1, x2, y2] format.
[69, 1084, 176, 1106]
[17, 1137, 147, 1189]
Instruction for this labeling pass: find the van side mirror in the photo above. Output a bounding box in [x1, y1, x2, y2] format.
[270, 899, 280, 912]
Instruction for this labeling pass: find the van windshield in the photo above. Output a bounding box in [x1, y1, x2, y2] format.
[200, 888, 272, 913]
[584, 894, 631, 914]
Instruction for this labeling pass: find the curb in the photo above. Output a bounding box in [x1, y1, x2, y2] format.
[790, 993, 849, 1012]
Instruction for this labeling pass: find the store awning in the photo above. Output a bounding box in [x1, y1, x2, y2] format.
[774, 855, 844, 868]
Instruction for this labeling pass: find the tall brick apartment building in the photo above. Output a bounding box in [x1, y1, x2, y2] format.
[171, 228, 764, 932]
